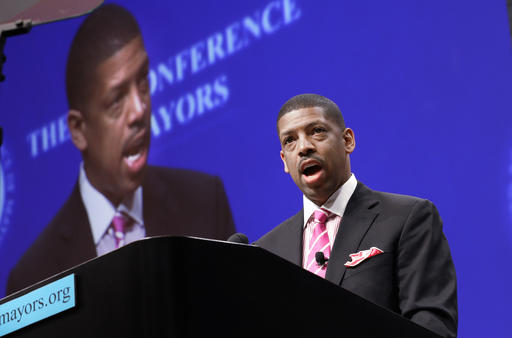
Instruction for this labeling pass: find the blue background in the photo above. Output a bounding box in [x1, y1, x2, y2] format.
[1, 1, 511, 336]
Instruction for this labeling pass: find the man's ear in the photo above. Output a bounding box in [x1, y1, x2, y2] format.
[68, 109, 88, 151]
[280, 150, 289, 173]
[343, 128, 356, 154]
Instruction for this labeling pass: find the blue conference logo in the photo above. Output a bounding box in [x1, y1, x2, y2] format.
[0, 146, 15, 248]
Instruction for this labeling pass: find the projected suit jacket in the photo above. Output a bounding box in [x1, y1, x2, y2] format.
[6, 166, 235, 294]
[256, 181, 457, 338]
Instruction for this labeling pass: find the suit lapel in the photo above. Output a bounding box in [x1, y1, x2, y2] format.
[56, 184, 97, 269]
[282, 210, 304, 266]
[142, 168, 179, 236]
[325, 182, 379, 284]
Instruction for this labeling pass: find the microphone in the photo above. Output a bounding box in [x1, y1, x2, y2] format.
[227, 232, 249, 244]
[315, 252, 328, 266]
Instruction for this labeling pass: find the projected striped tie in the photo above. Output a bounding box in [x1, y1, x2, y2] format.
[111, 212, 130, 249]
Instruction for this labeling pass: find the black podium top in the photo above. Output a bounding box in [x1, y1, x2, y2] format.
[1, 236, 440, 337]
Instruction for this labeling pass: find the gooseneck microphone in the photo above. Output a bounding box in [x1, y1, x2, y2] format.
[227, 232, 249, 244]
[315, 252, 328, 266]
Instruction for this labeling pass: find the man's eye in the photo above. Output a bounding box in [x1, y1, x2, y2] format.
[139, 76, 149, 94]
[113, 95, 122, 105]
[107, 91, 122, 106]
[110, 96, 122, 109]
[283, 137, 294, 145]
[313, 127, 326, 134]
[105, 94, 123, 117]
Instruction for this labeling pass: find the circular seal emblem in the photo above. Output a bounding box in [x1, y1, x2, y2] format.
[0, 146, 15, 248]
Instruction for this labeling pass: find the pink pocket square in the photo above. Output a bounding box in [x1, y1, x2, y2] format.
[344, 247, 384, 267]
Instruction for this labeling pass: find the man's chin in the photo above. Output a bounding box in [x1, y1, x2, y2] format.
[109, 180, 142, 205]
[300, 177, 326, 193]
[118, 164, 146, 194]
[126, 165, 146, 187]
[300, 181, 336, 206]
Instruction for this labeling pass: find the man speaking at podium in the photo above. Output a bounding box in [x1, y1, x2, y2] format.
[7, 4, 235, 294]
[257, 94, 457, 337]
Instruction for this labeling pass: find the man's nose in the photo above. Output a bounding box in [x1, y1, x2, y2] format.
[298, 136, 315, 156]
[127, 86, 146, 125]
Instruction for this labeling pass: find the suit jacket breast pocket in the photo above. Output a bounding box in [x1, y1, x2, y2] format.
[341, 252, 398, 310]
[343, 251, 393, 280]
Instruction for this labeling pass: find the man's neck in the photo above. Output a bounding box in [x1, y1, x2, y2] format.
[302, 174, 357, 226]
[79, 163, 144, 244]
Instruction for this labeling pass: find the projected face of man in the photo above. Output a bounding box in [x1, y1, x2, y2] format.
[69, 35, 151, 206]
[278, 107, 355, 206]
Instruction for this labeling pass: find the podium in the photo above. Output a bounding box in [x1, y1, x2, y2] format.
[1, 236, 440, 337]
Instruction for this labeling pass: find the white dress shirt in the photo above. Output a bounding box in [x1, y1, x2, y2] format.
[302, 174, 357, 267]
[78, 163, 145, 256]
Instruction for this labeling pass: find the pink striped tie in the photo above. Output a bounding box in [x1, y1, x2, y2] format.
[111, 212, 130, 249]
[306, 210, 331, 278]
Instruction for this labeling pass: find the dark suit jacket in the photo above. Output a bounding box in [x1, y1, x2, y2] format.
[7, 166, 235, 294]
[256, 182, 457, 338]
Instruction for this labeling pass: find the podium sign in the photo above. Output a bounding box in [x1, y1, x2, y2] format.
[0, 274, 75, 336]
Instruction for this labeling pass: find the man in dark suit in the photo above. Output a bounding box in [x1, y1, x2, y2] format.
[256, 94, 457, 337]
[6, 4, 235, 294]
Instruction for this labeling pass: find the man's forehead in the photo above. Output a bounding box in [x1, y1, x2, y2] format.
[94, 35, 148, 89]
[278, 106, 328, 134]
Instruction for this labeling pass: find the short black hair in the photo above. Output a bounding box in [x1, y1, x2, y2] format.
[277, 94, 345, 130]
[65, 3, 142, 112]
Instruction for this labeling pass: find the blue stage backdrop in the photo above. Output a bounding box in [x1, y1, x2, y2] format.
[1, 1, 511, 336]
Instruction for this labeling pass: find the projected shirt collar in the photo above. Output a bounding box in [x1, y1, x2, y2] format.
[303, 173, 357, 227]
[78, 163, 144, 245]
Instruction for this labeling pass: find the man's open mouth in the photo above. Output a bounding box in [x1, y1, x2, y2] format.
[125, 151, 142, 166]
[303, 164, 322, 176]
[123, 132, 148, 168]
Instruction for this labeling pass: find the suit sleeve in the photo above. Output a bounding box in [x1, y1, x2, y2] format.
[213, 176, 236, 240]
[397, 199, 458, 338]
